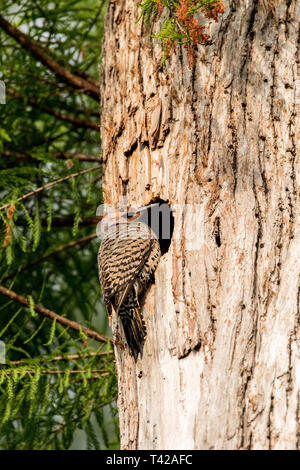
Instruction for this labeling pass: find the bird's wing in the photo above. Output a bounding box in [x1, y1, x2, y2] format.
[98, 232, 154, 312]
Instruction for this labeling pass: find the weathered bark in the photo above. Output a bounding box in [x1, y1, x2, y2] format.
[100, 0, 300, 450]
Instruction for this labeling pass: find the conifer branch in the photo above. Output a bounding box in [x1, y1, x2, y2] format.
[3, 150, 102, 163]
[10, 351, 113, 365]
[2, 369, 111, 376]
[0, 285, 111, 344]
[0, 15, 100, 101]
[4, 233, 98, 280]
[7, 88, 99, 130]
[0, 165, 101, 211]
[55, 152, 102, 162]
[45, 216, 103, 228]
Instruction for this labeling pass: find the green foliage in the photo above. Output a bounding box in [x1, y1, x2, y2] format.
[0, 349, 118, 450]
[0, 0, 119, 450]
[138, 0, 225, 65]
[138, 0, 159, 24]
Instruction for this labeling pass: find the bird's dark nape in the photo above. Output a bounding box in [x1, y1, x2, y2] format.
[120, 306, 146, 361]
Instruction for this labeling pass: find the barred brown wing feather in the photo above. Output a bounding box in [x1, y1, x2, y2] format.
[98, 223, 154, 308]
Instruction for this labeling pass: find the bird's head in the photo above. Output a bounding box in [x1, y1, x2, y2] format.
[97, 204, 155, 238]
[98, 202, 174, 251]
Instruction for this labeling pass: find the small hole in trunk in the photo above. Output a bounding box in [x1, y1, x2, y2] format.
[214, 217, 221, 247]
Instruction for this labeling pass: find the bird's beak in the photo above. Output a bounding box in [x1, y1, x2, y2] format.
[135, 203, 176, 213]
[134, 203, 160, 214]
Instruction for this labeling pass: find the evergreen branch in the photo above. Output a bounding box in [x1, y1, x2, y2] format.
[10, 351, 113, 365]
[3, 150, 102, 163]
[77, 0, 107, 55]
[0, 285, 111, 344]
[138, 0, 225, 67]
[50, 395, 118, 440]
[0, 15, 100, 101]
[43, 216, 103, 228]
[54, 152, 102, 162]
[2, 369, 111, 376]
[0, 165, 102, 211]
[4, 233, 97, 280]
[26, 129, 72, 149]
[7, 88, 100, 130]
[92, 175, 102, 184]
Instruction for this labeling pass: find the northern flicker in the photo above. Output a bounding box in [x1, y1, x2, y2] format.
[98, 204, 161, 360]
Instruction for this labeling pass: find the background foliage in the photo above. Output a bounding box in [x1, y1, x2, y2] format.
[0, 0, 119, 450]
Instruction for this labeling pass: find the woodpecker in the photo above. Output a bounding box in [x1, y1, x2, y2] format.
[98, 203, 162, 360]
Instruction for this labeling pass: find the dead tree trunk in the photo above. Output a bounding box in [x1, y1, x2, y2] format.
[100, 0, 300, 450]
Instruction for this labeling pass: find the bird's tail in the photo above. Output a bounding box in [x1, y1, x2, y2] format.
[119, 305, 147, 361]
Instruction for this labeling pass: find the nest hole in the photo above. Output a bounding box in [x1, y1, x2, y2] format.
[147, 198, 174, 255]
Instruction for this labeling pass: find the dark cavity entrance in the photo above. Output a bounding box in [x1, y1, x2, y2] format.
[145, 198, 174, 255]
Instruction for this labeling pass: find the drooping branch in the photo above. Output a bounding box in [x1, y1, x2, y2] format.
[3, 150, 102, 163]
[137, 0, 225, 67]
[7, 88, 99, 130]
[54, 152, 102, 162]
[0, 15, 100, 101]
[10, 351, 114, 365]
[0, 165, 101, 211]
[2, 369, 111, 377]
[0, 285, 111, 344]
[44, 216, 103, 228]
[8, 214, 102, 229]
[4, 233, 97, 280]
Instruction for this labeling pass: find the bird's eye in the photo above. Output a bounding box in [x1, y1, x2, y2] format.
[121, 211, 135, 218]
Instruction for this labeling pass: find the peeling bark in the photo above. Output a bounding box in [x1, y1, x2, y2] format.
[100, 0, 300, 450]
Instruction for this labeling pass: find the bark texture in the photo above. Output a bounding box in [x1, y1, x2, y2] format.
[100, 0, 300, 449]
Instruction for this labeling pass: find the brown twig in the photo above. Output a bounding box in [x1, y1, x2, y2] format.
[55, 152, 102, 162]
[10, 351, 113, 365]
[0, 285, 111, 344]
[0, 165, 101, 211]
[4, 233, 98, 281]
[7, 88, 99, 130]
[44, 216, 103, 228]
[0, 15, 100, 101]
[3, 150, 102, 163]
[2, 368, 111, 377]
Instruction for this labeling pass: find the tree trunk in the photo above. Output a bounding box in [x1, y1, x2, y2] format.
[100, 0, 300, 450]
